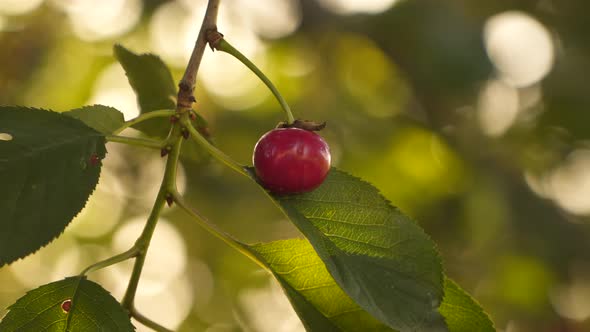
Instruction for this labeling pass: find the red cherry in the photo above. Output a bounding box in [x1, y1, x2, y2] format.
[253, 128, 331, 194]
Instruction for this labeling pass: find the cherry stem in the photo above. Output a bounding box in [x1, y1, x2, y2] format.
[182, 119, 250, 177]
[121, 118, 185, 314]
[112, 109, 175, 135]
[211, 36, 295, 125]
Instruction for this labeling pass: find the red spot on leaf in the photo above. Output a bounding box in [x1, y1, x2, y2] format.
[89, 153, 100, 166]
[61, 299, 72, 313]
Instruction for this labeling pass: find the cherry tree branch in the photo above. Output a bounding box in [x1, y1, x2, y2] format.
[176, 0, 221, 111]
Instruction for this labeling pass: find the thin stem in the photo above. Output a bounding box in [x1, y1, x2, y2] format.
[214, 38, 295, 124]
[106, 135, 165, 150]
[182, 119, 250, 178]
[112, 110, 175, 135]
[177, 0, 221, 111]
[171, 192, 266, 269]
[130, 308, 174, 332]
[121, 124, 184, 310]
[79, 246, 139, 275]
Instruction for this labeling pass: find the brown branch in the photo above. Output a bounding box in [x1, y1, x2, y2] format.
[176, 0, 221, 111]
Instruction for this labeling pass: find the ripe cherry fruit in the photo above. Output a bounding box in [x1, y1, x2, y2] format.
[253, 127, 331, 194]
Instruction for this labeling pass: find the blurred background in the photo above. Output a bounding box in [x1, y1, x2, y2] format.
[1, 0, 589, 331]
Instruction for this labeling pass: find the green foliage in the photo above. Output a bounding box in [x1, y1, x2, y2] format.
[439, 279, 495, 332]
[114, 44, 176, 138]
[0, 107, 105, 266]
[260, 168, 445, 331]
[0, 32, 495, 332]
[0, 276, 134, 331]
[114, 45, 210, 161]
[252, 239, 495, 332]
[64, 105, 125, 135]
[251, 238, 394, 331]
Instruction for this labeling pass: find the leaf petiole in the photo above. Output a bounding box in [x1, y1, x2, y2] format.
[211, 36, 295, 125]
[171, 191, 266, 269]
[79, 245, 140, 275]
[106, 135, 166, 150]
[112, 109, 175, 135]
[129, 307, 174, 332]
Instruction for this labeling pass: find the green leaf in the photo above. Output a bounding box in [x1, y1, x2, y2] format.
[113, 44, 176, 138]
[251, 239, 391, 332]
[0, 107, 105, 266]
[0, 276, 134, 331]
[63, 105, 125, 135]
[253, 168, 446, 331]
[439, 279, 495, 332]
[113, 45, 209, 162]
[251, 239, 495, 332]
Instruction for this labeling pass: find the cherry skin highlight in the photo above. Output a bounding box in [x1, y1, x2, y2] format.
[253, 128, 331, 194]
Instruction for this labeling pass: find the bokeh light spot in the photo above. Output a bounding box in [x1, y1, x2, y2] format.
[112, 217, 188, 294]
[238, 279, 304, 332]
[477, 79, 519, 137]
[67, 170, 125, 239]
[550, 276, 590, 321]
[336, 34, 409, 118]
[235, 0, 301, 39]
[549, 149, 590, 216]
[89, 63, 140, 120]
[484, 11, 555, 87]
[318, 0, 401, 15]
[0, 0, 44, 16]
[52, 0, 142, 41]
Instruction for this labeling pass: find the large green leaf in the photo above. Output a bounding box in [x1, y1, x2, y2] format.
[252, 168, 446, 331]
[63, 105, 125, 135]
[113, 44, 176, 138]
[0, 107, 105, 266]
[439, 279, 495, 332]
[251, 238, 495, 332]
[251, 239, 390, 332]
[0, 276, 134, 331]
